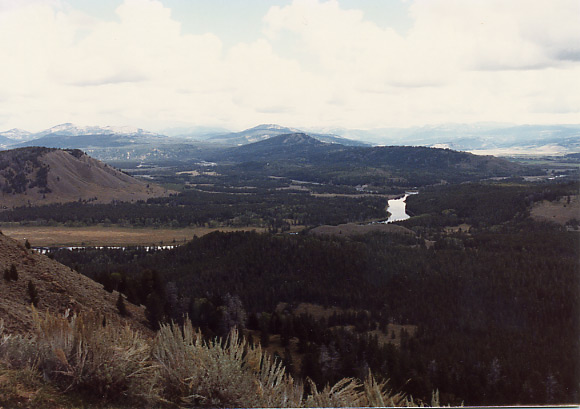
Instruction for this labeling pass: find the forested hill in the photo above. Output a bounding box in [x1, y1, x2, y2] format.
[321, 145, 522, 174]
[0, 147, 170, 207]
[213, 133, 345, 162]
[212, 133, 531, 185]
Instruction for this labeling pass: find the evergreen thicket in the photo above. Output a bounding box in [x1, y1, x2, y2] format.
[52, 221, 579, 405]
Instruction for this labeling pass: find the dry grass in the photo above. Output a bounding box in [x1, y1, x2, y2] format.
[444, 224, 472, 234]
[1, 225, 268, 247]
[0, 364, 71, 409]
[304, 372, 412, 408]
[279, 302, 418, 347]
[152, 321, 303, 408]
[31, 309, 155, 402]
[0, 233, 150, 336]
[530, 195, 580, 226]
[1, 312, 431, 408]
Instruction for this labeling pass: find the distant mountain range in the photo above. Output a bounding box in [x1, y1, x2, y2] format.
[0, 128, 33, 142]
[1, 122, 579, 160]
[0, 136, 532, 206]
[0, 123, 160, 145]
[206, 124, 369, 147]
[35, 123, 162, 138]
[308, 123, 580, 155]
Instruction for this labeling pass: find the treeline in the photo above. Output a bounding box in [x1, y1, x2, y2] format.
[52, 221, 579, 405]
[0, 189, 387, 229]
[404, 180, 579, 229]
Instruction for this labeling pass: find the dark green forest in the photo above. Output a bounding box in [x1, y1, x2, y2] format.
[0, 189, 387, 230]
[46, 180, 580, 406]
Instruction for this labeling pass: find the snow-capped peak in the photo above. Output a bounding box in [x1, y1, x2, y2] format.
[36, 123, 162, 137]
[0, 128, 33, 140]
[252, 124, 301, 132]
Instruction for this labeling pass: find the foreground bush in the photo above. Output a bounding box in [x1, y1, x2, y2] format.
[0, 312, 156, 404]
[32, 310, 156, 402]
[152, 320, 304, 407]
[1, 314, 430, 408]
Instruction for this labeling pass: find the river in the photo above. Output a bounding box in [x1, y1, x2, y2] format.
[382, 191, 418, 223]
[34, 245, 177, 254]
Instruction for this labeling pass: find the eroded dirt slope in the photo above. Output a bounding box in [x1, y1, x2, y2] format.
[0, 232, 150, 335]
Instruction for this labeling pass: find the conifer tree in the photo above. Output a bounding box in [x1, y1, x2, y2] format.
[27, 280, 39, 307]
[117, 293, 128, 316]
[145, 292, 164, 330]
[4, 264, 18, 281]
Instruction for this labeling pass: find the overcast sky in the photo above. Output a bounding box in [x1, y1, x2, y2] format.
[0, 0, 579, 132]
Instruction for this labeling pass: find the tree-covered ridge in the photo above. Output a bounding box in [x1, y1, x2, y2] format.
[404, 180, 579, 228]
[0, 146, 55, 194]
[0, 189, 388, 229]
[211, 134, 533, 186]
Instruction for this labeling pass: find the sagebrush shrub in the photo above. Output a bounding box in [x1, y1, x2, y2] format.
[0, 320, 38, 369]
[152, 320, 304, 407]
[1, 313, 425, 408]
[32, 309, 156, 403]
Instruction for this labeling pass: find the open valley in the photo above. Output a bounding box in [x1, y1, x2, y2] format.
[0, 225, 268, 247]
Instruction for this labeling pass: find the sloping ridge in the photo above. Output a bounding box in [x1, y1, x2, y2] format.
[0, 147, 170, 208]
[214, 133, 346, 162]
[215, 134, 524, 177]
[0, 232, 149, 335]
[208, 124, 369, 147]
[44, 149, 144, 192]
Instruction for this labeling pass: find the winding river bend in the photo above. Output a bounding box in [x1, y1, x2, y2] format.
[382, 191, 418, 223]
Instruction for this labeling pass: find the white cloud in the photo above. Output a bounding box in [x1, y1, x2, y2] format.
[0, 0, 578, 132]
[261, 0, 580, 126]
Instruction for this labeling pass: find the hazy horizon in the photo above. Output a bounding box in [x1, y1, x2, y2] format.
[3, 120, 580, 134]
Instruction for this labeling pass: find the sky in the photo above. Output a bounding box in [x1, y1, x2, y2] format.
[0, 0, 579, 133]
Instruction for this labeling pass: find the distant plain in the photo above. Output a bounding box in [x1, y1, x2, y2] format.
[1, 225, 268, 247]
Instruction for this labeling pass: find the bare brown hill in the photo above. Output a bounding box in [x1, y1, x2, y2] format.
[0, 231, 150, 335]
[0, 147, 170, 208]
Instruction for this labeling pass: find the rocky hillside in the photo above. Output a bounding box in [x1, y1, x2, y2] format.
[0, 232, 149, 335]
[0, 147, 170, 208]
